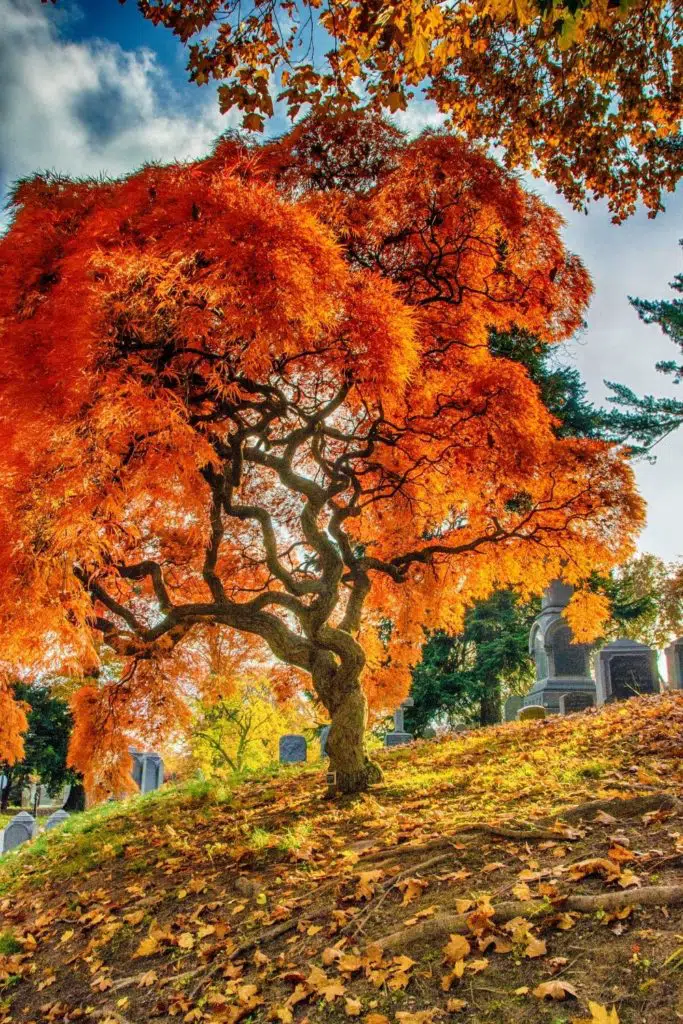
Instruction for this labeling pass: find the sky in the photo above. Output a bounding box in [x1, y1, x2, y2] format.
[1, 0, 681, 563]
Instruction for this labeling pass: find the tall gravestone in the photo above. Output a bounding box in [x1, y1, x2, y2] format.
[279, 734, 307, 763]
[385, 697, 414, 747]
[596, 638, 660, 704]
[522, 580, 596, 713]
[2, 811, 36, 853]
[130, 749, 165, 794]
[666, 638, 683, 689]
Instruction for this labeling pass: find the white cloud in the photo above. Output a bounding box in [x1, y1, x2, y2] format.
[0, 0, 233, 211]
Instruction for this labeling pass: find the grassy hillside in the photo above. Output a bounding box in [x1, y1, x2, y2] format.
[2, 694, 683, 1024]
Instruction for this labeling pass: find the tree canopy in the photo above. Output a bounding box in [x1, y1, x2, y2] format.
[96, 0, 683, 219]
[0, 115, 644, 795]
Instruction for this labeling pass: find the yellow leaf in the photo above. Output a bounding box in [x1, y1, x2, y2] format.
[524, 936, 547, 959]
[443, 934, 471, 963]
[447, 999, 467, 1012]
[177, 932, 194, 949]
[345, 997, 362, 1016]
[133, 936, 160, 958]
[60, 930, 74, 944]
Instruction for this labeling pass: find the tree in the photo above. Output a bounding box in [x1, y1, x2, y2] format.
[0, 116, 643, 796]
[92, 0, 682, 218]
[409, 590, 538, 733]
[192, 677, 313, 777]
[599, 554, 683, 649]
[0, 684, 78, 812]
[605, 241, 683, 453]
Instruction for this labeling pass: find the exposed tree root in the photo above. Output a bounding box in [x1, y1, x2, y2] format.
[375, 884, 683, 952]
[552, 792, 682, 824]
[359, 822, 580, 865]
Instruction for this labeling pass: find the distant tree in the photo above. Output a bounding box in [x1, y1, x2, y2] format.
[408, 590, 538, 732]
[0, 684, 79, 812]
[605, 241, 683, 453]
[599, 554, 683, 650]
[192, 677, 312, 777]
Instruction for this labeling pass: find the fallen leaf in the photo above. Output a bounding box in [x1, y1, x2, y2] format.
[345, 997, 362, 1017]
[133, 935, 160, 958]
[524, 936, 547, 959]
[443, 934, 471, 963]
[447, 998, 467, 1012]
[533, 979, 578, 1000]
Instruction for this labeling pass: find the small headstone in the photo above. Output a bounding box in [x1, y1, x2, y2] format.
[319, 725, 331, 759]
[666, 638, 683, 689]
[385, 696, 414, 747]
[45, 809, 70, 831]
[559, 691, 595, 715]
[2, 811, 36, 853]
[279, 734, 307, 763]
[422, 726, 436, 739]
[518, 705, 546, 721]
[596, 638, 660, 704]
[504, 695, 524, 722]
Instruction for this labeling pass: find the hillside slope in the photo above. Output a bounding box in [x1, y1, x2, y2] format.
[2, 694, 683, 1024]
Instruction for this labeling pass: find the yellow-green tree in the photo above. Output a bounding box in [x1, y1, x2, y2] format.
[192, 678, 314, 778]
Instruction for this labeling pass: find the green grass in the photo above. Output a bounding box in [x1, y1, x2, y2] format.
[0, 931, 22, 956]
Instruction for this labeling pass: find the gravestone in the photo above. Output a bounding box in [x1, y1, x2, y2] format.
[130, 749, 165, 794]
[666, 638, 683, 689]
[319, 726, 331, 759]
[279, 734, 307, 763]
[385, 696, 414, 747]
[518, 705, 546, 721]
[559, 691, 595, 715]
[2, 811, 36, 853]
[423, 726, 437, 739]
[522, 580, 596, 712]
[45, 809, 70, 830]
[504, 695, 524, 722]
[595, 638, 660, 705]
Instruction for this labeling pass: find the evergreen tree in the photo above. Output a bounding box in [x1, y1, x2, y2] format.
[605, 241, 683, 453]
[0, 684, 79, 812]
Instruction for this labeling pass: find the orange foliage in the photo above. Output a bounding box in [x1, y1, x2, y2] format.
[0, 116, 644, 790]
[122, 0, 683, 219]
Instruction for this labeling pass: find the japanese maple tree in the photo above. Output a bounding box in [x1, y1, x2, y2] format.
[104, 0, 682, 219]
[0, 117, 643, 795]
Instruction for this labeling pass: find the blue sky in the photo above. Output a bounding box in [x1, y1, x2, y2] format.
[2, 0, 682, 563]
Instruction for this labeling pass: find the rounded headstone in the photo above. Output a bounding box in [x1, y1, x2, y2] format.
[518, 705, 546, 721]
[45, 809, 70, 831]
[279, 734, 307, 763]
[2, 811, 36, 853]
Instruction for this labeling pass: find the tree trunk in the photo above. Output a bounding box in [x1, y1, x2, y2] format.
[325, 676, 383, 795]
[64, 781, 86, 812]
[480, 680, 502, 726]
[0, 767, 12, 811]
